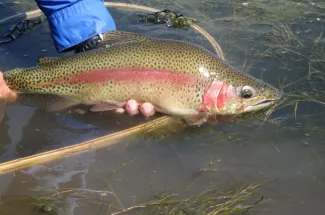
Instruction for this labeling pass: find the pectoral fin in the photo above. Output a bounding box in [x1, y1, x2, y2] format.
[206, 115, 235, 125]
[206, 115, 221, 126]
[89, 104, 120, 112]
[183, 113, 209, 126]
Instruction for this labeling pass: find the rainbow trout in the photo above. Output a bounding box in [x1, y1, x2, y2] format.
[3, 31, 283, 125]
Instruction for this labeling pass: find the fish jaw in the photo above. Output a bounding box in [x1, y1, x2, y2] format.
[242, 100, 278, 113]
[241, 89, 283, 113]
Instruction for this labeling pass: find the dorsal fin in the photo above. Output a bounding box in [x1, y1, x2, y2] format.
[38, 57, 61, 65]
[100, 30, 151, 48]
[72, 30, 153, 56]
[36, 31, 152, 61]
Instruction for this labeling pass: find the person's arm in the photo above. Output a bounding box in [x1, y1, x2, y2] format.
[35, 0, 116, 53]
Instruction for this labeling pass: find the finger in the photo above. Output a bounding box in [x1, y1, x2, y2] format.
[0, 72, 17, 103]
[125, 99, 139, 116]
[139, 102, 155, 117]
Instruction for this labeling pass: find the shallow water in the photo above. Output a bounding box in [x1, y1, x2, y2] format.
[0, 0, 325, 214]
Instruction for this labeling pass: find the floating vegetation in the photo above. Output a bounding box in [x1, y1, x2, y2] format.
[0, 16, 45, 44]
[136, 9, 199, 29]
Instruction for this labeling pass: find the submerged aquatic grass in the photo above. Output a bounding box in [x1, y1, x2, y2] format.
[0, 156, 269, 215]
[257, 25, 325, 117]
[0, 179, 268, 215]
[222, 15, 325, 131]
[108, 182, 267, 215]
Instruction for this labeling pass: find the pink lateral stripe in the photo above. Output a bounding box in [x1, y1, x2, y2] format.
[55, 67, 200, 85]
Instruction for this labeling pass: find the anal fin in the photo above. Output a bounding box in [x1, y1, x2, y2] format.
[46, 98, 80, 112]
[14, 94, 80, 112]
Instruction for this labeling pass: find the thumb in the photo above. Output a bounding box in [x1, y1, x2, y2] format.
[0, 71, 17, 103]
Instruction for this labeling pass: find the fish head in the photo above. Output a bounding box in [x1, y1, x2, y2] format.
[201, 69, 283, 116]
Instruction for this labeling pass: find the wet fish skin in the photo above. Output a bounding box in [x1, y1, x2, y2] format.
[3, 31, 283, 125]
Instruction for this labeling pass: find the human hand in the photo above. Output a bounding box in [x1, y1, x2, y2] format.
[114, 100, 156, 117]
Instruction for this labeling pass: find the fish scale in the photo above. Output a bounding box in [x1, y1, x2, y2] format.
[3, 30, 283, 125]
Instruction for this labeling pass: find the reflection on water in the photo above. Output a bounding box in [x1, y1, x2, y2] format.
[0, 0, 325, 214]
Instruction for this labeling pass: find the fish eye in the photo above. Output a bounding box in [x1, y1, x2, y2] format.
[241, 86, 256, 99]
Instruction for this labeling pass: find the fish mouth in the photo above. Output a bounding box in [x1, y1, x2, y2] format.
[243, 98, 281, 113]
[243, 88, 284, 113]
